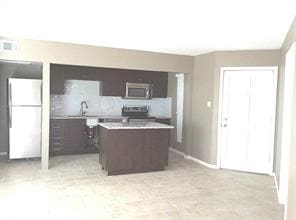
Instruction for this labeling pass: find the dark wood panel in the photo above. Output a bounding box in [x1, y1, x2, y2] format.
[142, 71, 168, 98]
[50, 64, 65, 94]
[50, 64, 168, 97]
[49, 119, 65, 155]
[101, 68, 127, 96]
[64, 119, 88, 152]
[50, 119, 99, 156]
[99, 127, 170, 175]
[86, 67, 104, 81]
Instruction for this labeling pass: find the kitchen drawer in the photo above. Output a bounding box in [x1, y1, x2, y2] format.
[50, 142, 65, 151]
[50, 119, 65, 155]
[50, 120, 65, 137]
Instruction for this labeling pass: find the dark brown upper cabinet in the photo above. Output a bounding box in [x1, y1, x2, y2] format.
[152, 72, 168, 98]
[50, 64, 168, 98]
[50, 64, 65, 94]
[63, 65, 88, 80]
[102, 69, 168, 98]
[101, 68, 127, 97]
[141, 71, 168, 98]
[86, 67, 104, 81]
[61, 65, 103, 81]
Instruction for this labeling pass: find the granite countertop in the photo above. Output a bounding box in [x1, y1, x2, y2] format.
[51, 115, 171, 119]
[50, 115, 128, 119]
[98, 122, 174, 130]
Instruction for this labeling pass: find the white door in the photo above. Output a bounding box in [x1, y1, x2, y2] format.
[220, 68, 277, 174]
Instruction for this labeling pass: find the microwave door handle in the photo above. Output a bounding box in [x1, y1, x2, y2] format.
[146, 89, 150, 98]
[125, 85, 129, 98]
[149, 85, 153, 98]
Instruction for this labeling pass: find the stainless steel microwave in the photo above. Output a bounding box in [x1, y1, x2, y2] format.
[125, 82, 152, 99]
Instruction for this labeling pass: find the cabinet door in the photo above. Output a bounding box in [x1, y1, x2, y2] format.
[85, 67, 104, 81]
[101, 69, 127, 96]
[50, 64, 65, 94]
[126, 70, 143, 83]
[64, 119, 88, 153]
[152, 72, 168, 98]
[140, 71, 168, 98]
[64, 65, 88, 80]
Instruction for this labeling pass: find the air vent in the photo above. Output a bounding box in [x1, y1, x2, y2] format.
[0, 40, 18, 52]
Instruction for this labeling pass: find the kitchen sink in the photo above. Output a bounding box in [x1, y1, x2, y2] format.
[64, 115, 100, 127]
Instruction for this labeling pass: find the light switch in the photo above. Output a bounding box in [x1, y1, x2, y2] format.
[207, 101, 212, 108]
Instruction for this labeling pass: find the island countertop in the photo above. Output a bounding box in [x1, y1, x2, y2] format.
[98, 122, 174, 130]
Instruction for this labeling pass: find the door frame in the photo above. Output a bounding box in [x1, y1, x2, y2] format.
[216, 66, 278, 174]
[279, 42, 296, 206]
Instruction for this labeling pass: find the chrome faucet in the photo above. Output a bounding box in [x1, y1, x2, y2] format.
[80, 101, 88, 116]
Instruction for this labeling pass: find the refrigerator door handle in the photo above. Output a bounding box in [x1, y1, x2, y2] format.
[9, 106, 12, 128]
[9, 83, 12, 105]
[40, 83, 43, 103]
[9, 83, 12, 128]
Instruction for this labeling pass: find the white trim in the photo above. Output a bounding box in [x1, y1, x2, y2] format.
[0, 152, 8, 156]
[169, 147, 185, 156]
[270, 68, 279, 174]
[270, 172, 281, 204]
[279, 42, 296, 208]
[184, 155, 219, 169]
[219, 66, 279, 71]
[217, 66, 278, 174]
[216, 67, 226, 169]
[169, 148, 219, 169]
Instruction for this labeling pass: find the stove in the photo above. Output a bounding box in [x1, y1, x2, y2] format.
[121, 106, 156, 122]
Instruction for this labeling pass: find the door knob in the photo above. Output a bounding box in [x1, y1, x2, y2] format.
[222, 124, 227, 127]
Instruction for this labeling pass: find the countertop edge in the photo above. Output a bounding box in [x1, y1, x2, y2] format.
[98, 122, 174, 130]
[50, 116, 128, 119]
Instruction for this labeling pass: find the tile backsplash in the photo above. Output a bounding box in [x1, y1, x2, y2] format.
[50, 80, 172, 117]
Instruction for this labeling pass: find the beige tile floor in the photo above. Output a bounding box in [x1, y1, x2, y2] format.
[0, 152, 283, 220]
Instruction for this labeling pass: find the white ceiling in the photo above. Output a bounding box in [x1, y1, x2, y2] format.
[0, 0, 295, 55]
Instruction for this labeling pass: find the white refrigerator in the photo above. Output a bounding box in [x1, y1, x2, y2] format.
[8, 78, 42, 159]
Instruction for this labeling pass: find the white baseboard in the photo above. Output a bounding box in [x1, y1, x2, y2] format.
[169, 147, 185, 156]
[270, 172, 284, 204]
[184, 155, 219, 169]
[0, 152, 8, 156]
[169, 147, 219, 169]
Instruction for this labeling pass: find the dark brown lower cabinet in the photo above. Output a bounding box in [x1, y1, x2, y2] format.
[50, 119, 99, 156]
[49, 119, 65, 154]
[99, 127, 170, 175]
[155, 118, 171, 125]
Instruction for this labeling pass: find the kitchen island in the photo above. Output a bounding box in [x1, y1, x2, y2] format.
[98, 122, 174, 175]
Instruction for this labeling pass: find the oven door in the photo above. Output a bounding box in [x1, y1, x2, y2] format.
[125, 83, 151, 99]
